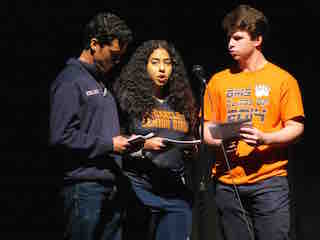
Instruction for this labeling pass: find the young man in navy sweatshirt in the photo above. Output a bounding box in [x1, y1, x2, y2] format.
[49, 12, 132, 240]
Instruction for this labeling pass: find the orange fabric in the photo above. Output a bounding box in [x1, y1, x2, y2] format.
[203, 62, 305, 184]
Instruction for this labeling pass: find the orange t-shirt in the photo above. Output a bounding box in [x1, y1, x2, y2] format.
[203, 62, 305, 184]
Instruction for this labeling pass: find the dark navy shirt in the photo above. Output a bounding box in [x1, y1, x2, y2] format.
[124, 100, 190, 188]
[49, 58, 121, 182]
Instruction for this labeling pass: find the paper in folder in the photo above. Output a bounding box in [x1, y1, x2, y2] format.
[208, 119, 251, 140]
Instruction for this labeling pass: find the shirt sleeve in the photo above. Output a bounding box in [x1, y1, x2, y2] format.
[203, 76, 220, 122]
[280, 76, 305, 122]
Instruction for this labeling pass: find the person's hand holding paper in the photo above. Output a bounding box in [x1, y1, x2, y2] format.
[208, 119, 252, 140]
[207, 119, 251, 154]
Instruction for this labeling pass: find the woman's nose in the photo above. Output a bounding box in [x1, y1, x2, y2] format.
[159, 62, 165, 71]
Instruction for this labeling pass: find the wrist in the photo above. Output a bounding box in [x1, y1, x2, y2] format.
[261, 132, 270, 145]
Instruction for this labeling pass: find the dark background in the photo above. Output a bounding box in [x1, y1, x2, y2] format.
[4, 0, 317, 239]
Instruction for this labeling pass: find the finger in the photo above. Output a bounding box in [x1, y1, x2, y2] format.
[160, 143, 166, 148]
[240, 133, 254, 139]
[159, 140, 166, 148]
[240, 127, 254, 133]
[242, 139, 257, 146]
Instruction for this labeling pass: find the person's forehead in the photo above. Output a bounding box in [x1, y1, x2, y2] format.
[150, 48, 170, 58]
[230, 30, 250, 37]
[110, 38, 120, 46]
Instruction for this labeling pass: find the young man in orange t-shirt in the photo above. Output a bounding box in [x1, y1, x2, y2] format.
[203, 5, 305, 240]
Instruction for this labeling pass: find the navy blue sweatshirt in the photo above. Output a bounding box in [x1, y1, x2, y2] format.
[49, 58, 121, 182]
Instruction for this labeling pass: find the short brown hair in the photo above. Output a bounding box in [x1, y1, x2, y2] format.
[222, 4, 269, 41]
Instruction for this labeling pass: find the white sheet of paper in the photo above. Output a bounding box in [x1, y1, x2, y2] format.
[208, 119, 251, 140]
[162, 138, 201, 146]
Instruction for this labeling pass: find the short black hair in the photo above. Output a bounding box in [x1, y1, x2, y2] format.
[82, 12, 132, 49]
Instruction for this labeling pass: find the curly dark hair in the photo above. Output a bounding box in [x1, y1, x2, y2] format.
[115, 40, 198, 134]
[82, 12, 133, 49]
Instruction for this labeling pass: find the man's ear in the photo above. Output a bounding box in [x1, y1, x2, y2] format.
[254, 35, 263, 48]
[89, 38, 99, 52]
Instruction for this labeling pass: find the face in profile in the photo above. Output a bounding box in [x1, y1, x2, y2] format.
[147, 48, 172, 87]
[227, 30, 261, 61]
[94, 38, 126, 74]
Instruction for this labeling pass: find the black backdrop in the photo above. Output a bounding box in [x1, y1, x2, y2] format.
[4, 1, 317, 239]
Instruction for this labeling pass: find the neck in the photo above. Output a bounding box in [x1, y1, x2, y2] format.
[239, 50, 267, 72]
[153, 85, 164, 100]
[79, 49, 94, 64]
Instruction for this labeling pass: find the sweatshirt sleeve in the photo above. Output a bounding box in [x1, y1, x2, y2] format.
[49, 79, 114, 159]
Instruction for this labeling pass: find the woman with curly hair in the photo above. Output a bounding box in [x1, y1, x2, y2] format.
[115, 40, 198, 240]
